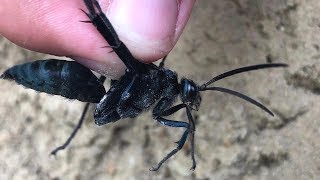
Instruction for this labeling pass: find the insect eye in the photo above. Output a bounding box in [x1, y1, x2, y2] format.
[181, 79, 197, 103]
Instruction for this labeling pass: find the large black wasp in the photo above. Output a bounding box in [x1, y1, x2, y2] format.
[1, 0, 287, 171]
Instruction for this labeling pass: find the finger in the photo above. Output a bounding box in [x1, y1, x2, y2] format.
[0, 0, 125, 78]
[0, 0, 196, 78]
[106, 0, 196, 62]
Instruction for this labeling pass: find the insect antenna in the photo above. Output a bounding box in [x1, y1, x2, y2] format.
[199, 86, 274, 116]
[200, 63, 288, 88]
[198, 63, 288, 116]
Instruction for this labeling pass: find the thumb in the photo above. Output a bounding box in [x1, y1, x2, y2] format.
[0, 0, 195, 79]
[75, 0, 196, 78]
[107, 0, 196, 62]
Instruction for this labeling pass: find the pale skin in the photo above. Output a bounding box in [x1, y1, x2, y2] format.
[0, 0, 196, 79]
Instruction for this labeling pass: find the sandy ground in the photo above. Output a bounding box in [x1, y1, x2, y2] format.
[1, 0, 320, 179]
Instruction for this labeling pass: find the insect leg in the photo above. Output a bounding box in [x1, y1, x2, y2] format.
[186, 106, 196, 170]
[50, 102, 90, 155]
[82, 0, 148, 73]
[50, 76, 106, 155]
[154, 103, 197, 170]
[158, 55, 167, 68]
[151, 100, 195, 171]
[149, 116, 190, 171]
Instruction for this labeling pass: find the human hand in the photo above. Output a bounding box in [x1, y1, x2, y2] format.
[0, 0, 196, 78]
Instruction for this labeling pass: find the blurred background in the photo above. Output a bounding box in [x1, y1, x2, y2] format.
[1, 0, 320, 179]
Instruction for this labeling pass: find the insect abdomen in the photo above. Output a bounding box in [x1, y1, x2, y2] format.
[1, 59, 106, 103]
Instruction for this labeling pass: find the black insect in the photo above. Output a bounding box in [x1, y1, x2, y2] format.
[1, 0, 287, 171]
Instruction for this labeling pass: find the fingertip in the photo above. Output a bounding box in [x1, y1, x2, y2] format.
[106, 0, 195, 63]
[1, 0, 196, 78]
[55, 0, 196, 73]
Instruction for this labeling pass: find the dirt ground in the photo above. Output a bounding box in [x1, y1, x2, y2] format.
[1, 0, 320, 179]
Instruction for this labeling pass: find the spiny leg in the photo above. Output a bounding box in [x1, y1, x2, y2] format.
[82, 0, 121, 48]
[157, 103, 196, 170]
[151, 101, 195, 171]
[150, 117, 190, 171]
[50, 76, 106, 155]
[81, 0, 148, 73]
[186, 106, 196, 170]
[158, 104, 186, 116]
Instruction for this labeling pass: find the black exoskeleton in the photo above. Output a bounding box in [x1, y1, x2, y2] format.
[1, 59, 106, 103]
[1, 0, 287, 171]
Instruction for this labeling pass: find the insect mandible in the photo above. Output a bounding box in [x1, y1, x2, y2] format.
[1, 0, 288, 171]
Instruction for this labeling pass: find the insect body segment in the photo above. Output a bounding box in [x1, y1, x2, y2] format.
[1, 59, 106, 103]
[94, 67, 179, 125]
